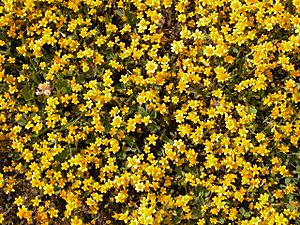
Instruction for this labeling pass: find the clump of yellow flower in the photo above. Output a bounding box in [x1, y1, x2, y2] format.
[0, 0, 299, 224]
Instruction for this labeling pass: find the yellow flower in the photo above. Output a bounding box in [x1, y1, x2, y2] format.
[145, 60, 158, 74]
[14, 196, 24, 206]
[112, 116, 122, 128]
[285, 79, 295, 92]
[146, 134, 158, 146]
[31, 196, 41, 207]
[228, 207, 238, 221]
[17, 205, 31, 220]
[197, 219, 205, 225]
[294, 0, 300, 9]
[214, 66, 229, 83]
[178, 124, 192, 137]
[0, 213, 4, 224]
[115, 191, 127, 203]
[177, 80, 189, 93]
[135, 182, 145, 192]
[126, 118, 136, 132]
[43, 184, 54, 196]
[289, 210, 298, 219]
[171, 40, 185, 54]
[142, 116, 152, 125]
[106, 23, 118, 33]
[71, 216, 83, 225]
[255, 132, 265, 142]
[0, 173, 4, 189]
[49, 207, 59, 218]
[138, 18, 150, 33]
[203, 45, 215, 57]
[215, 44, 228, 57]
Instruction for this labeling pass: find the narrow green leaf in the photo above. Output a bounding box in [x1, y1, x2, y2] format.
[149, 110, 157, 119]
[125, 147, 137, 153]
[249, 106, 257, 114]
[115, 9, 125, 17]
[138, 106, 147, 116]
[17, 119, 27, 126]
[148, 122, 159, 133]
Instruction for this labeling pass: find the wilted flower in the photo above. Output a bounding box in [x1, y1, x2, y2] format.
[36, 82, 51, 96]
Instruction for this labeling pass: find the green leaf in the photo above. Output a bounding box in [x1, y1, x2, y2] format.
[232, 47, 239, 54]
[126, 136, 136, 147]
[115, 9, 125, 17]
[176, 208, 183, 216]
[56, 78, 71, 94]
[17, 119, 27, 126]
[30, 73, 40, 84]
[125, 147, 137, 153]
[21, 85, 34, 101]
[239, 207, 246, 215]
[54, 145, 73, 162]
[184, 166, 198, 175]
[249, 106, 257, 114]
[173, 216, 181, 224]
[191, 207, 201, 219]
[138, 106, 148, 116]
[149, 110, 157, 119]
[160, 129, 172, 143]
[285, 178, 291, 184]
[194, 186, 206, 197]
[77, 73, 86, 83]
[118, 152, 127, 160]
[244, 212, 251, 218]
[148, 122, 160, 133]
[204, 191, 210, 197]
[54, 148, 69, 162]
[125, 10, 138, 26]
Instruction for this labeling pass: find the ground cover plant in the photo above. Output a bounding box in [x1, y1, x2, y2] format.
[0, 0, 300, 224]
